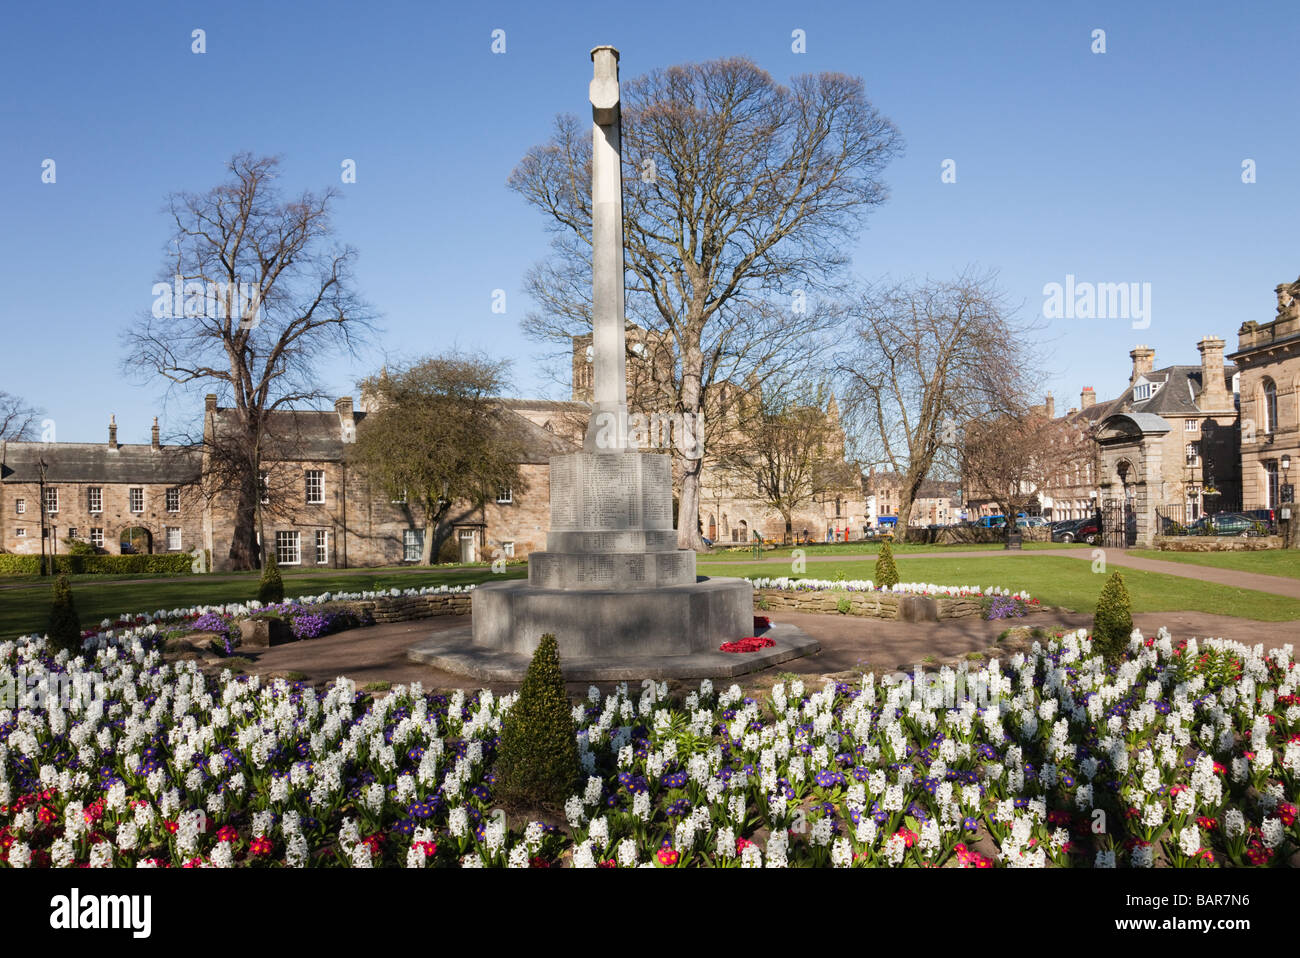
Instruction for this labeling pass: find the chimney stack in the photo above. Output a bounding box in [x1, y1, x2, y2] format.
[1129, 345, 1155, 386]
[1197, 335, 1231, 410]
[151, 417, 160, 451]
[1045, 392, 1055, 419]
[204, 394, 218, 414]
[1080, 386, 1096, 410]
[108, 415, 118, 450]
[335, 396, 356, 443]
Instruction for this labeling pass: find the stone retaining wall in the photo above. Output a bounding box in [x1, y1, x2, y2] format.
[341, 593, 472, 623]
[1154, 536, 1283, 552]
[753, 588, 995, 622]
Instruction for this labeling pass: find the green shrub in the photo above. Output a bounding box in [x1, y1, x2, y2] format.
[47, 574, 83, 655]
[495, 633, 581, 808]
[1091, 571, 1133, 666]
[874, 540, 900, 588]
[836, 596, 852, 615]
[0, 554, 193, 576]
[257, 552, 285, 604]
[63, 537, 99, 557]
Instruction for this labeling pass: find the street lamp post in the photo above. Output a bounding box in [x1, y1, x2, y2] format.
[1282, 454, 1293, 548]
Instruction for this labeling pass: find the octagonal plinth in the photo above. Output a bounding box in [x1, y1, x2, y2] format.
[470, 576, 753, 658]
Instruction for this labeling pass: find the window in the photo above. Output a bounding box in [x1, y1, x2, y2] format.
[305, 470, 325, 504]
[88, 487, 102, 513]
[503, 541, 515, 558]
[315, 529, 329, 564]
[15, 528, 25, 537]
[129, 488, 144, 513]
[44, 487, 58, 514]
[275, 530, 301, 565]
[165, 488, 180, 512]
[496, 486, 513, 504]
[1185, 419, 1199, 432]
[90, 528, 103, 549]
[1185, 442, 1200, 466]
[166, 527, 182, 551]
[15, 498, 25, 515]
[1263, 379, 1278, 434]
[391, 489, 407, 504]
[68, 527, 77, 539]
[259, 472, 270, 505]
[403, 529, 423, 562]
[1266, 460, 1280, 509]
[1134, 384, 1151, 401]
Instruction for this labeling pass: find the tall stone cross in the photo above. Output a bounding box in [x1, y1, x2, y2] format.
[584, 45, 629, 452]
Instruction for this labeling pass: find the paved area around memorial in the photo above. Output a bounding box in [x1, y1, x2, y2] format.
[210, 604, 1298, 695]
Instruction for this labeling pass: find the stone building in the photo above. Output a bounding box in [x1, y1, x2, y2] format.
[866, 470, 959, 528]
[1, 396, 578, 571]
[200, 394, 578, 570]
[1, 417, 203, 558]
[1093, 338, 1240, 545]
[1230, 278, 1300, 511]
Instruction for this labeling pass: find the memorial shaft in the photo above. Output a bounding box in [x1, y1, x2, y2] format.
[585, 44, 628, 451]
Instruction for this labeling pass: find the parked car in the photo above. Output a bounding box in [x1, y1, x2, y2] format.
[1053, 518, 1099, 544]
[1187, 512, 1268, 537]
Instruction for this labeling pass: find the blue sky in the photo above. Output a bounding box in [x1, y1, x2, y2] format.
[1, 0, 1295, 443]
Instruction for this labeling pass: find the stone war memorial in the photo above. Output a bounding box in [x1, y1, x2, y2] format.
[411, 46, 817, 680]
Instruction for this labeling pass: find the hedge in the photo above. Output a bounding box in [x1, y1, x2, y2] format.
[0, 554, 194, 576]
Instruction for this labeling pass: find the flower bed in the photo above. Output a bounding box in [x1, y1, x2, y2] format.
[748, 578, 1039, 621]
[0, 626, 1296, 868]
[54, 585, 476, 654]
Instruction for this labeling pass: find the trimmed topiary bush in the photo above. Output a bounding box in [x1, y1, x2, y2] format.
[874, 540, 900, 588]
[1092, 570, 1133, 666]
[47, 574, 83, 655]
[257, 552, 285, 604]
[495, 633, 581, 808]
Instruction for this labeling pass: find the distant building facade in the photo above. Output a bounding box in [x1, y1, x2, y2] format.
[1230, 278, 1300, 511]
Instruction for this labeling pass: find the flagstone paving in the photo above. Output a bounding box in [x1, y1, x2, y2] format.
[210, 606, 1300, 695]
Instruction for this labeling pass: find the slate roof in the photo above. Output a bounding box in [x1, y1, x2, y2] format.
[1104, 412, 1173, 434]
[0, 442, 202, 484]
[1122, 364, 1238, 416]
[210, 401, 579, 466]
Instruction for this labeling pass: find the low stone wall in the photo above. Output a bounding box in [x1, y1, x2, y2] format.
[1154, 536, 1283, 552]
[339, 592, 472, 623]
[753, 588, 995, 622]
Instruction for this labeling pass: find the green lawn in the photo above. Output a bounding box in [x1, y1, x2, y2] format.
[0, 566, 522, 640]
[1128, 549, 1300, 580]
[704, 554, 1300, 621]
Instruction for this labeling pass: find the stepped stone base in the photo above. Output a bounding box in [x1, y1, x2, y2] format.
[411, 620, 820, 681]
[470, 576, 753, 658]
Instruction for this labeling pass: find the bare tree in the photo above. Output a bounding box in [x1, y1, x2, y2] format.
[510, 56, 902, 549]
[0, 392, 41, 441]
[712, 382, 854, 542]
[347, 355, 526, 564]
[123, 153, 376, 569]
[836, 270, 1040, 541]
[959, 404, 1096, 539]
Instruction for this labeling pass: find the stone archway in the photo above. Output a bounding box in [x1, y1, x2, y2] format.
[120, 526, 152, 555]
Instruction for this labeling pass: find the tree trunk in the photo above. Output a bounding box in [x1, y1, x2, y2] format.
[678, 457, 708, 551]
[228, 474, 259, 571]
[422, 518, 436, 565]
